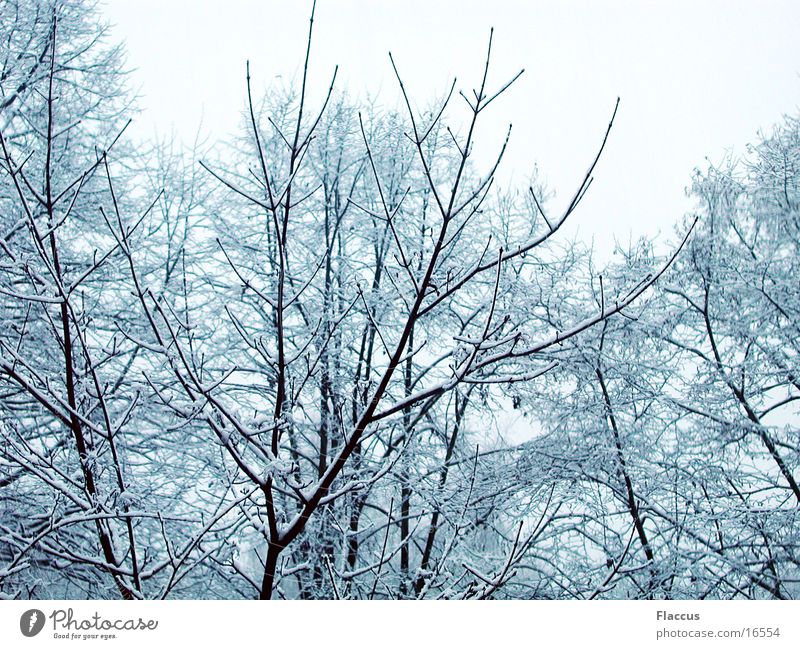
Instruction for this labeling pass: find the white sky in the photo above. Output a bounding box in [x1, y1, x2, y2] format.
[102, 0, 800, 256]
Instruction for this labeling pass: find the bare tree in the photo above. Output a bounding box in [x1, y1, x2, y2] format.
[0, 1, 234, 600]
[105, 2, 692, 600]
[5, 1, 763, 603]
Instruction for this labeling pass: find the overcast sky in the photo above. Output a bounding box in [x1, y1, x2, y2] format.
[102, 0, 800, 257]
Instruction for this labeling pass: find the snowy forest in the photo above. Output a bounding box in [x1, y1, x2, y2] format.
[0, 0, 798, 600]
